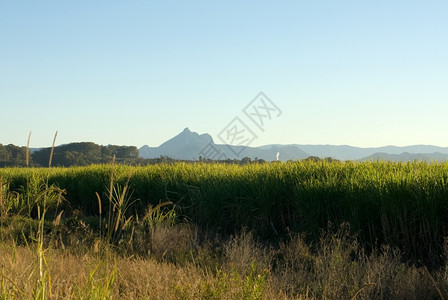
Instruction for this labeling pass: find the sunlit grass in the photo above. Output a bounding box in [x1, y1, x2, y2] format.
[2, 160, 448, 298]
[1, 160, 448, 266]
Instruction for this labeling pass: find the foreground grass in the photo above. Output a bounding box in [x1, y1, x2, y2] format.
[2, 160, 448, 298]
[2, 160, 448, 266]
[1, 224, 448, 299]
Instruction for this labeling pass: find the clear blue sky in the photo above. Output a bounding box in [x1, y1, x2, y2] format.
[1, 1, 447, 148]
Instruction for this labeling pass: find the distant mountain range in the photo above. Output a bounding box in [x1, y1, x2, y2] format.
[138, 128, 448, 162]
[139, 128, 309, 161]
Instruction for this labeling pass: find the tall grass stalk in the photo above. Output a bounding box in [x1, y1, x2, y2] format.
[0, 177, 4, 218]
[143, 201, 175, 232]
[26, 131, 32, 167]
[97, 155, 138, 247]
[48, 131, 57, 168]
[34, 205, 51, 300]
[96, 192, 102, 240]
[81, 262, 116, 299]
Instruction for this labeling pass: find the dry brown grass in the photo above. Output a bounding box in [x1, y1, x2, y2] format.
[1, 223, 448, 299]
[272, 224, 448, 299]
[0, 242, 271, 299]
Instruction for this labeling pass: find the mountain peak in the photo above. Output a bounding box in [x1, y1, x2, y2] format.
[159, 128, 213, 149]
[139, 128, 214, 160]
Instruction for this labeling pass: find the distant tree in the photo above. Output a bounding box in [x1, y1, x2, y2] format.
[305, 156, 321, 162]
[0, 144, 10, 162]
[61, 142, 102, 158]
[0, 144, 27, 166]
[105, 145, 139, 159]
[241, 157, 251, 165]
[254, 158, 265, 164]
[116, 146, 139, 158]
[323, 157, 339, 162]
[31, 148, 51, 166]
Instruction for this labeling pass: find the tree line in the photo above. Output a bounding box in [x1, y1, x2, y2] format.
[0, 142, 141, 167]
[1, 142, 336, 167]
[0, 142, 263, 167]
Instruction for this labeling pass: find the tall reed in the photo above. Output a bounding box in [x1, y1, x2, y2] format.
[48, 131, 58, 168]
[26, 131, 32, 167]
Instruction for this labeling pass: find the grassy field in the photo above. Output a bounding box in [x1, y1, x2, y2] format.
[1, 160, 448, 298]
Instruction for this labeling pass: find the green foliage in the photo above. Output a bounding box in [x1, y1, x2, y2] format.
[31, 143, 139, 167]
[1, 266, 23, 299]
[2, 161, 448, 265]
[3, 160, 448, 299]
[143, 201, 176, 231]
[0, 144, 27, 167]
[101, 181, 137, 246]
[0, 177, 21, 218]
[195, 261, 268, 300]
[80, 263, 116, 300]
